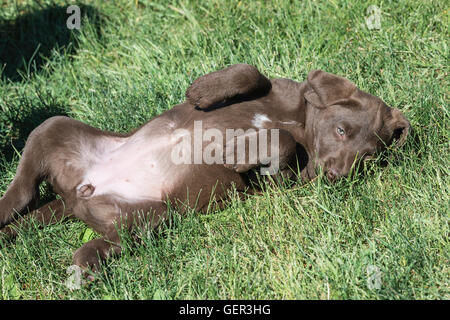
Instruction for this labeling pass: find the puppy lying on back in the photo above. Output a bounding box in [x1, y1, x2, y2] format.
[0, 64, 411, 273]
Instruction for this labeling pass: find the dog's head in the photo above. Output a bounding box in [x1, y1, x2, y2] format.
[304, 70, 411, 182]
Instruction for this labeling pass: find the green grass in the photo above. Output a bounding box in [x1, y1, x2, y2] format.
[0, 0, 448, 299]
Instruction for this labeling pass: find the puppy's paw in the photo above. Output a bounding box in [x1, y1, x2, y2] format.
[186, 78, 215, 109]
[224, 163, 256, 173]
[0, 227, 16, 247]
[72, 245, 102, 273]
[192, 96, 214, 109]
[0, 225, 18, 239]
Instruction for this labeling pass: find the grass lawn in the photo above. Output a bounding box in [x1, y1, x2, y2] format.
[0, 0, 448, 299]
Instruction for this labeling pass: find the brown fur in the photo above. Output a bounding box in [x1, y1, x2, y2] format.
[0, 64, 411, 273]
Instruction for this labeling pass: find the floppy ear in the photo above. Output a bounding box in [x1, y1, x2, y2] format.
[304, 70, 357, 108]
[384, 108, 412, 146]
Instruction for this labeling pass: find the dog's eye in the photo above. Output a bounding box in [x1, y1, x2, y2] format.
[337, 127, 346, 136]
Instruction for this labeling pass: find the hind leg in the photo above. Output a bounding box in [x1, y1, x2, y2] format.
[0, 125, 48, 227]
[72, 197, 166, 272]
[0, 198, 73, 237]
[1, 116, 127, 229]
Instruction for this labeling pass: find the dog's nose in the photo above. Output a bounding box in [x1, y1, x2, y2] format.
[326, 168, 339, 182]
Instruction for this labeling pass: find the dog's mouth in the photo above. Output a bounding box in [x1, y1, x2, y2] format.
[314, 160, 343, 183]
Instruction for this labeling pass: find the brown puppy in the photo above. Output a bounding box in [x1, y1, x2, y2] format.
[0, 64, 411, 272]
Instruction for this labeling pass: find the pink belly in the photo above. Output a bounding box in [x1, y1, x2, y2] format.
[78, 133, 175, 201]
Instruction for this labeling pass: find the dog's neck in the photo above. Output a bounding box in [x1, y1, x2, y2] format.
[279, 80, 315, 157]
[267, 79, 318, 181]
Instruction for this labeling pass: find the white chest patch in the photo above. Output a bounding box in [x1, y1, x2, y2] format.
[251, 113, 272, 128]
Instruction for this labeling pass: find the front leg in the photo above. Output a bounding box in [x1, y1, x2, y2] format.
[224, 129, 297, 175]
[186, 64, 272, 109]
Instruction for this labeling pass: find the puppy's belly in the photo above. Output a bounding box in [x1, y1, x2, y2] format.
[78, 134, 175, 202]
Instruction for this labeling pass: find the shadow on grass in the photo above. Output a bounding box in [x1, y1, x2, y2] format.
[0, 4, 105, 162]
[0, 3, 103, 82]
[0, 100, 67, 163]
